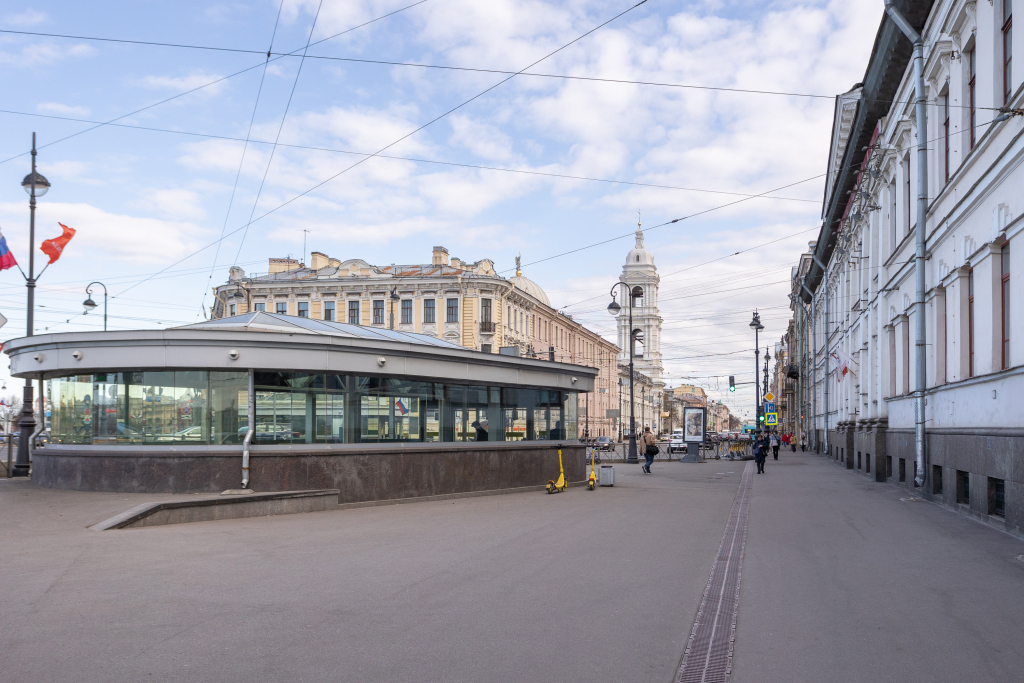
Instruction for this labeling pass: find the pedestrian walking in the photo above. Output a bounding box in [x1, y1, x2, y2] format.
[790, 431, 797, 452]
[770, 432, 780, 460]
[640, 426, 658, 474]
[800, 432, 807, 452]
[753, 432, 767, 474]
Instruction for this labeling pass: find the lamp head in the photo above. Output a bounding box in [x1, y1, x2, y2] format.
[607, 296, 621, 316]
[22, 171, 50, 197]
[83, 297, 97, 312]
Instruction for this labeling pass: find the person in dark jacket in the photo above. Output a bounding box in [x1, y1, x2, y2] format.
[753, 432, 768, 473]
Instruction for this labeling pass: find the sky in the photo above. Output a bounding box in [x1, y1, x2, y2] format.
[0, 0, 881, 419]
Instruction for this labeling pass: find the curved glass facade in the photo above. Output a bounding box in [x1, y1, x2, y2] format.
[49, 371, 578, 446]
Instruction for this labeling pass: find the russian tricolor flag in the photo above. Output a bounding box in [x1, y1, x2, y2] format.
[395, 398, 408, 415]
[0, 228, 17, 272]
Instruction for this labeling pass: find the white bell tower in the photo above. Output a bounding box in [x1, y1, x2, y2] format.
[616, 220, 664, 392]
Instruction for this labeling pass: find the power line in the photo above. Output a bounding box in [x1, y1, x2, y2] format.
[199, 0, 285, 321]
[0, 107, 818, 204]
[0, 0, 433, 167]
[106, 0, 651, 303]
[0, 27, 1002, 111]
[233, 0, 325, 270]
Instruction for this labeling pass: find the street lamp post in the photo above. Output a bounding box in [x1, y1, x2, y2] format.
[14, 133, 50, 477]
[750, 311, 764, 433]
[608, 283, 643, 463]
[83, 282, 108, 331]
[388, 287, 400, 330]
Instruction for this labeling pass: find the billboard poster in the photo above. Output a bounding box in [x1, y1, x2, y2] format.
[683, 407, 706, 443]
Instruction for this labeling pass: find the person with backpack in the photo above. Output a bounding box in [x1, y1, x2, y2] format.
[640, 426, 658, 474]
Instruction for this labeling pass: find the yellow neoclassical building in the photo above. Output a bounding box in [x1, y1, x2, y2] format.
[213, 246, 632, 437]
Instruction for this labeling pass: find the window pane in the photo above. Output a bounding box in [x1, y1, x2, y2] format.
[92, 372, 121, 444]
[297, 301, 309, 318]
[447, 298, 459, 323]
[254, 302, 265, 312]
[276, 302, 287, 314]
[141, 371, 176, 444]
[424, 299, 435, 323]
[349, 300, 360, 325]
[50, 375, 93, 444]
[401, 299, 412, 324]
[324, 300, 335, 321]
[373, 300, 384, 324]
[210, 371, 247, 444]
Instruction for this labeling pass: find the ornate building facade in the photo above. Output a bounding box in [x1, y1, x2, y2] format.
[213, 246, 626, 437]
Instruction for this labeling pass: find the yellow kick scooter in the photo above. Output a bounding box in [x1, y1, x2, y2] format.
[587, 447, 597, 490]
[546, 448, 567, 493]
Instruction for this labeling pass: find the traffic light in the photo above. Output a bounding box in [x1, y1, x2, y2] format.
[728, 375, 735, 392]
[758, 414, 765, 422]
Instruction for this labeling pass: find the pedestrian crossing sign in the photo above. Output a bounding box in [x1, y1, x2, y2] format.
[765, 413, 778, 426]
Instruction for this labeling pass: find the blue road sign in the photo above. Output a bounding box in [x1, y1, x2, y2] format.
[765, 413, 778, 426]
[764, 401, 775, 413]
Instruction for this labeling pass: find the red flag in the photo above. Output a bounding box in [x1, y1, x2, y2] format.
[40, 223, 76, 264]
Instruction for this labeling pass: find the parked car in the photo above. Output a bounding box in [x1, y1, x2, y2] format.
[667, 434, 687, 454]
[594, 435, 615, 451]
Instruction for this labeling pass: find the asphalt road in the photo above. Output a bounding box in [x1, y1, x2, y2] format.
[2, 452, 1022, 683]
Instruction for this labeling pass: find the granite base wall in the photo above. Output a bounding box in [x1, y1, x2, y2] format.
[886, 429, 1024, 539]
[30, 443, 586, 503]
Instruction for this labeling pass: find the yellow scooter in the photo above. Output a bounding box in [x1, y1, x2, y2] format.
[587, 447, 597, 490]
[546, 448, 567, 493]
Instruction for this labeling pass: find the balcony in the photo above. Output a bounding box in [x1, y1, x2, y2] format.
[479, 321, 495, 333]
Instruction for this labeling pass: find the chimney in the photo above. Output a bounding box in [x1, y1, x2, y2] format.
[268, 258, 301, 274]
[310, 251, 329, 270]
[432, 246, 449, 266]
[451, 257, 462, 269]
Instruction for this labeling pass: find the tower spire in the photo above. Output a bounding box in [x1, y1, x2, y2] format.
[635, 210, 644, 248]
[515, 252, 522, 277]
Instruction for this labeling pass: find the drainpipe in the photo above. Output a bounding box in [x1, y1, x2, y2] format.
[885, 0, 927, 487]
[811, 253, 830, 455]
[28, 376, 44, 460]
[803, 281, 816, 452]
[241, 368, 254, 489]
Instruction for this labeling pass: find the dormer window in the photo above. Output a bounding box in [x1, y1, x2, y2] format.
[636, 255, 640, 262]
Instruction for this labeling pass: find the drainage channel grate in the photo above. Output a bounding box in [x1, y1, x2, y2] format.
[674, 461, 754, 683]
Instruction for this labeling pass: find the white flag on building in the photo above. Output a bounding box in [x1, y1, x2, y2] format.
[829, 348, 859, 383]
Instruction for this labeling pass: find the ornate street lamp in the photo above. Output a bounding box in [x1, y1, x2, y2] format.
[83, 281, 108, 331]
[609, 283, 643, 462]
[13, 133, 50, 477]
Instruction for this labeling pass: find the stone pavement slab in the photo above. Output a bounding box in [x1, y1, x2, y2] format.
[731, 452, 1024, 683]
[0, 462, 741, 683]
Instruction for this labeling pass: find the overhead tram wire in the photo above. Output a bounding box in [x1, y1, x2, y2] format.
[0, 27, 1004, 111]
[105, 0, 653, 304]
[198, 0, 286, 321]
[0, 108, 818, 204]
[232, 0, 325, 269]
[0, 0, 433, 166]
[500, 174, 824, 279]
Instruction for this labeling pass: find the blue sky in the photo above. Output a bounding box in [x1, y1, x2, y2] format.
[0, 0, 880, 417]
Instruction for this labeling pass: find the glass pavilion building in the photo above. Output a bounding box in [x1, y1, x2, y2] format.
[7, 313, 595, 496]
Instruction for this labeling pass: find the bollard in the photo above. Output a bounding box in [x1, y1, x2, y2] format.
[6, 433, 11, 479]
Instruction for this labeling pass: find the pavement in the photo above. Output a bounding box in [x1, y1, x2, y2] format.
[1, 452, 1022, 683]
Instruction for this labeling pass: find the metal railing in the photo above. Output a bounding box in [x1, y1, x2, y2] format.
[479, 321, 495, 333]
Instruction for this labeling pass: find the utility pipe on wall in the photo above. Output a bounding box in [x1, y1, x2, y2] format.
[241, 368, 254, 489]
[802, 282, 816, 452]
[885, 0, 927, 487]
[811, 253, 830, 456]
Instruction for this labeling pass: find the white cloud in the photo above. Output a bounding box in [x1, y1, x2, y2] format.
[3, 9, 48, 26]
[0, 41, 94, 66]
[138, 69, 227, 95]
[133, 189, 208, 221]
[37, 102, 90, 117]
[0, 202, 209, 265]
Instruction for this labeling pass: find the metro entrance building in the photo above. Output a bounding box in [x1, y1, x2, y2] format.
[6, 313, 594, 499]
